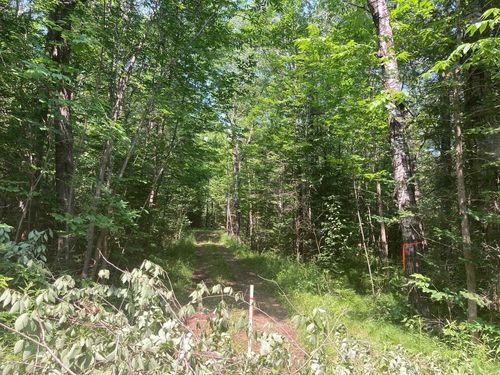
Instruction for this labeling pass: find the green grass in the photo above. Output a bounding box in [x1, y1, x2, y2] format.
[216, 232, 500, 374]
[148, 234, 197, 299]
[147, 231, 234, 295]
[143, 231, 498, 374]
[196, 243, 235, 284]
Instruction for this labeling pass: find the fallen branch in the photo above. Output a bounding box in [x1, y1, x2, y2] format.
[0, 320, 78, 375]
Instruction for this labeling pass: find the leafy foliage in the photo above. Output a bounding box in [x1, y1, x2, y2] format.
[1, 255, 494, 375]
[0, 0, 499, 371]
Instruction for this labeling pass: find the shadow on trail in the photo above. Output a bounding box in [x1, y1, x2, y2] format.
[191, 240, 289, 321]
[192, 230, 222, 243]
[187, 234, 304, 361]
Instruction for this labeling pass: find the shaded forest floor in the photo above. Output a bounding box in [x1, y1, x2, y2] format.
[189, 232, 304, 358]
[192, 231, 290, 318]
[150, 231, 499, 374]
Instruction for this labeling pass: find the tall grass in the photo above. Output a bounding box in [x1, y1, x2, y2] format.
[217, 232, 499, 373]
[149, 231, 498, 373]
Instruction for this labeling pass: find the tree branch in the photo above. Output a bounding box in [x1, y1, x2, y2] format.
[0, 320, 78, 375]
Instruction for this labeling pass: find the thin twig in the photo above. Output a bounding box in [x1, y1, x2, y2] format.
[98, 248, 127, 274]
[0, 320, 78, 375]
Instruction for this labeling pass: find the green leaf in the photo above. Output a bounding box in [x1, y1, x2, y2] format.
[9, 300, 20, 314]
[1, 289, 11, 307]
[479, 21, 488, 34]
[211, 284, 222, 294]
[481, 8, 499, 19]
[13, 339, 24, 354]
[35, 293, 44, 306]
[14, 313, 29, 331]
[459, 291, 491, 308]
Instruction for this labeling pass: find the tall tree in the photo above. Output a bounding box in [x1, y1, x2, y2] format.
[367, 0, 425, 304]
[229, 109, 242, 239]
[452, 77, 477, 322]
[47, 0, 78, 261]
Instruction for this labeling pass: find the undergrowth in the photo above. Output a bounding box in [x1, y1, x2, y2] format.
[218, 232, 500, 374]
[1, 228, 499, 374]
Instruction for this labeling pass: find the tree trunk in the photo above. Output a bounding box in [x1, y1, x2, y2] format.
[367, 0, 425, 307]
[249, 201, 254, 249]
[15, 169, 43, 243]
[452, 77, 477, 322]
[295, 176, 313, 258]
[226, 193, 233, 235]
[232, 139, 241, 238]
[229, 111, 241, 239]
[82, 36, 140, 277]
[376, 181, 389, 268]
[354, 181, 376, 295]
[82, 142, 112, 278]
[47, 0, 77, 262]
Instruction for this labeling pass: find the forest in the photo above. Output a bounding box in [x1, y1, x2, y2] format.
[0, 0, 499, 373]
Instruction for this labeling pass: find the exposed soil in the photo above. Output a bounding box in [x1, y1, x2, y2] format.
[188, 232, 305, 361]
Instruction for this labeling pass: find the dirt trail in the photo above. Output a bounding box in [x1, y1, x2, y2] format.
[190, 232, 302, 355]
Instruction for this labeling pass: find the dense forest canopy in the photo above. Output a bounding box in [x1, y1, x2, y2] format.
[0, 0, 499, 373]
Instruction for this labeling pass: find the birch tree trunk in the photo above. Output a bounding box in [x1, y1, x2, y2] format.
[367, 0, 425, 306]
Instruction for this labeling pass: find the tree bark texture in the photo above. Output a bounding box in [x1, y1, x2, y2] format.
[229, 112, 241, 239]
[232, 139, 241, 238]
[367, 0, 425, 307]
[450, 0, 480, 321]
[452, 82, 477, 322]
[376, 181, 389, 268]
[47, 0, 77, 261]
